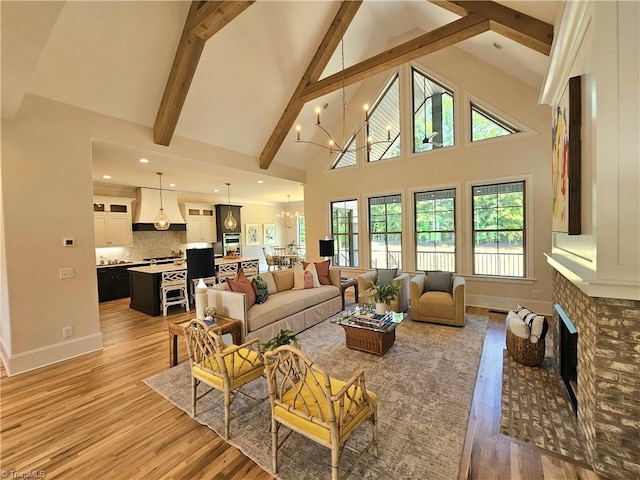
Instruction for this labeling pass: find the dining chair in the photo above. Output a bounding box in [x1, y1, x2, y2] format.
[184, 319, 266, 440]
[263, 345, 378, 480]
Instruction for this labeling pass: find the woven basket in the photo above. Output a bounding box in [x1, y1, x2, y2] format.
[506, 329, 545, 367]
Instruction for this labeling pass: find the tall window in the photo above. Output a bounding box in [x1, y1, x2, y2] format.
[297, 215, 306, 260]
[415, 188, 456, 272]
[412, 67, 454, 153]
[331, 200, 358, 267]
[472, 181, 525, 277]
[331, 136, 356, 169]
[470, 103, 519, 142]
[367, 74, 401, 162]
[368, 195, 402, 269]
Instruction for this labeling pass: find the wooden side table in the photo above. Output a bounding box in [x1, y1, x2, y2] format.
[168, 315, 242, 367]
[340, 277, 359, 310]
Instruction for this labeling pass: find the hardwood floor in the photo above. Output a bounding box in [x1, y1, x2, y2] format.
[1, 299, 602, 479]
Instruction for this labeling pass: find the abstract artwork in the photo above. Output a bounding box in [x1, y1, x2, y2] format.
[245, 224, 260, 245]
[552, 76, 581, 234]
[263, 224, 276, 244]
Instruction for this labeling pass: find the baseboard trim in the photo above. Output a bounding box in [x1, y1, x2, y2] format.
[466, 294, 552, 317]
[2, 333, 104, 376]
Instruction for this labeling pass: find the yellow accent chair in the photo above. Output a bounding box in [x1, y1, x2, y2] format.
[263, 345, 378, 480]
[410, 273, 466, 326]
[184, 319, 266, 440]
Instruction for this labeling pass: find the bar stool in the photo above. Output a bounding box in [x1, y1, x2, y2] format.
[240, 259, 259, 279]
[160, 270, 190, 316]
[217, 263, 238, 285]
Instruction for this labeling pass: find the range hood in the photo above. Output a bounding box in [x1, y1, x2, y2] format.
[132, 187, 186, 231]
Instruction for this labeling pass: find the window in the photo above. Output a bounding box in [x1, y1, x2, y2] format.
[412, 67, 454, 153]
[470, 103, 519, 142]
[297, 215, 306, 259]
[415, 189, 456, 272]
[472, 181, 525, 277]
[331, 136, 357, 169]
[331, 200, 359, 267]
[368, 195, 402, 268]
[367, 74, 401, 162]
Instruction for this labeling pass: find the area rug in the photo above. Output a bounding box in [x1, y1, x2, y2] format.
[144, 314, 488, 480]
[500, 349, 586, 462]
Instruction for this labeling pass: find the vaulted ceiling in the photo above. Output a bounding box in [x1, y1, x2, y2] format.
[1, 0, 559, 203]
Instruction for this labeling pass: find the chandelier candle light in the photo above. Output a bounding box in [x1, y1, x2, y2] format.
[154, 172, 170, 231]
[294, 20, 393, 155]
[223, 183, 237, 231]
[277, 195, 299, 229]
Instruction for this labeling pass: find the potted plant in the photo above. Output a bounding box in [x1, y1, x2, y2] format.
[363, 280, 400, 315]
[261, 329, 299, 353]
[204, 306, 217, 321]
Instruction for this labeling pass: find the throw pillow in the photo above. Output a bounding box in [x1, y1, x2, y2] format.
[303, 259, 332, 285]
[376, 268, 398, 286]
[305, 261, 321, 288]
[506, 310, 530, 338]
[426, 270, 453, 292]
[516, 304, 548, 343]
[292, 264, 305, 290]
[303, 270, 314, 289]
[251, 275, 269, 304]
[228, 269, 256, 308]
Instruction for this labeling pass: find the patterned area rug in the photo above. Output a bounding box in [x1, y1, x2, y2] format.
[144, 314, 488, 480]
[500, 349, 585, 462]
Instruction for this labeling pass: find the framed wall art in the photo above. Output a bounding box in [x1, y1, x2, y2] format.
[263, 223, 276, 244]
[245, 223, 260, 246]
[552, 75, 582, 235]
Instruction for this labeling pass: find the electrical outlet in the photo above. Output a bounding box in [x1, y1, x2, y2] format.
[532, 290, 540, 299]
[59, 267, 75, 279]
[63, 326, 73, 338]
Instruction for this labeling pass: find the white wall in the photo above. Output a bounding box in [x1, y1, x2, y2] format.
[547, 1, 640, 300]
[304, 46, 554, 314]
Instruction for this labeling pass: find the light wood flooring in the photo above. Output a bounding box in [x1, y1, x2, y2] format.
[0, 298, 602, 479]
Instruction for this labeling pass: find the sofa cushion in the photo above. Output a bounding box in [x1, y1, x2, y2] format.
[260, 272, 278, 295]
[426, 271, 453, 292]
[247, 286, 339, 332]
[376, 268, 398, 286]
[304, 260, 332, 285]
[251, 275, 269, 304]
[273, 269, 294, 292]
[228, 269, 256, 309]
[418, 291, 454, 320]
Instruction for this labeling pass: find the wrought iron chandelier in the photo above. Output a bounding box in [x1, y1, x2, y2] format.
[293, 14, 394, 155]
[277, 195, 299, 229]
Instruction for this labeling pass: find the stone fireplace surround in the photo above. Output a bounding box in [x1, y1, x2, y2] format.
[552, 270, 640, 479]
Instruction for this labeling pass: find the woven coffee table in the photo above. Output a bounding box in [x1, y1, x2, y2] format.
[167, 315, 242, 367]
[332, 310, 407, 356]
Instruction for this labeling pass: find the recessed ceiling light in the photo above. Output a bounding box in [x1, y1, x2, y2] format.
[213, 189, 220, 193]
[102, 175, 111, 179]
[139, 158, 149, 163]
[257, 180, 264, 184]
[493, 42, 502, 50]
[169, 183, 175, 187]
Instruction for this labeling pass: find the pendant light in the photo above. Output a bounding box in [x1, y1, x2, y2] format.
[154, 172, 170, 231]
[223, 183, 237, 230]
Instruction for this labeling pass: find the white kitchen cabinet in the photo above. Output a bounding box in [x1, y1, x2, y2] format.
[182, 204, 216, 243]
[93, 197, 133, 247]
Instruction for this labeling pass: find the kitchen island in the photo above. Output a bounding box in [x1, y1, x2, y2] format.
[128, 257, 259, 316]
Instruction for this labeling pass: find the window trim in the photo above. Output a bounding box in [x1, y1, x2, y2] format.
[330, 198, 359, 268]
[470, 102, 520, 142]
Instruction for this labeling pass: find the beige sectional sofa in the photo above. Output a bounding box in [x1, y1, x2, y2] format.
[207, 267, 342, 344]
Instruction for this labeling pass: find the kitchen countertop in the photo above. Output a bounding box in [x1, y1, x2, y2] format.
[96, 259, 180, 269]
[126, 256, 258, 274]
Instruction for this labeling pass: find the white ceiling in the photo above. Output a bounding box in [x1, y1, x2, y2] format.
[1, 0, 560, 204]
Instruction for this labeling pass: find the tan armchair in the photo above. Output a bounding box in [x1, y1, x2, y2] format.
[357, 270, 409, 313]
[410, 273, 466, 326]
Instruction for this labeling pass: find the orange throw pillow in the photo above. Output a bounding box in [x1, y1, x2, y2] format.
[314, 259, 332, 285]
[228, 268, 256, 308]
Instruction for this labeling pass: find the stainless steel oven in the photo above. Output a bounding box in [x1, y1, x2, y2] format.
[222, 232, 241, 256]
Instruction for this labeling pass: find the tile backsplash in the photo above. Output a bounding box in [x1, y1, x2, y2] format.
[95, 231, 198, 263]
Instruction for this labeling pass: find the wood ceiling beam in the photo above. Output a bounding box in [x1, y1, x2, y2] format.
[153, 1, 254, 146]
[430, 1, 553, 55]
[300, 13, 490, 103]
[259, 1, 363, 170]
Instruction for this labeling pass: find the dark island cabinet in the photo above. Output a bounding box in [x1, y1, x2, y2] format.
[97, 266, 131, 302]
